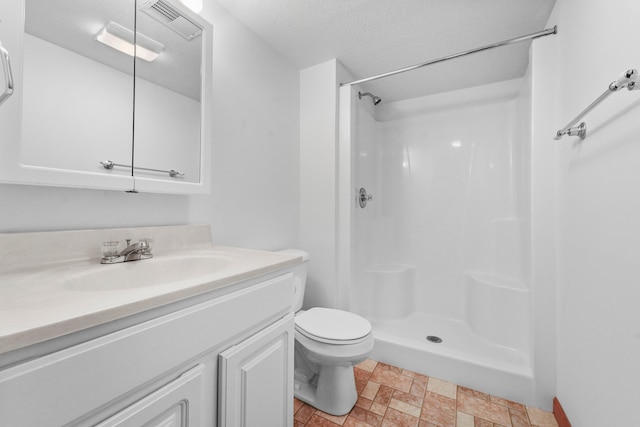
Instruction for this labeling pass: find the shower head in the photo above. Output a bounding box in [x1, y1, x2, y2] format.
[358, 91, 382, 105]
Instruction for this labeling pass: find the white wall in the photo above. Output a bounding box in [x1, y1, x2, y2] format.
[299, 59, 357, 309]
[189, 1, 300, 250]
[349, 90, 379, 316]
[351, 81, 526, 321]
[528, 31, 559, 410]
[534, 0, 640, 424]
[0, 1, 300, 253]
[299, 59, 339, 309]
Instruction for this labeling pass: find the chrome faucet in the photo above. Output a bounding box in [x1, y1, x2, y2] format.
[101, 239, 153, 264]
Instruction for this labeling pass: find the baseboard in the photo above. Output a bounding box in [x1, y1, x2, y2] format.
[553, 397, 572, 427]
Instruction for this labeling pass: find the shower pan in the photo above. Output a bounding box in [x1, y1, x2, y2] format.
[334, 27, 559, 406]
[339, 79, 535, 404]
[336, 27, 557, 407]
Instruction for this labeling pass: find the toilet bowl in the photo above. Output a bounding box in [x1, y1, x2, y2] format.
[278, 249, 374, 416]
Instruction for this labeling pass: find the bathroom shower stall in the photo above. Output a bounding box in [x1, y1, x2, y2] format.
[338, 65, 538, 402]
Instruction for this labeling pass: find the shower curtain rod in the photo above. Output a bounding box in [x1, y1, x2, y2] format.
[341, 26, 557, 87]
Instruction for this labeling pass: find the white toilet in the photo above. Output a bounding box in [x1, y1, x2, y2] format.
[279, 249, 374, 416]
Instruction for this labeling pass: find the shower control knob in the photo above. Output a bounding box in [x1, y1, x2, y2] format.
[358, 187, 373, 208]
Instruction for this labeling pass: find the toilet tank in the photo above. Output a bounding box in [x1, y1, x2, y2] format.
[277, 249, 309, 312]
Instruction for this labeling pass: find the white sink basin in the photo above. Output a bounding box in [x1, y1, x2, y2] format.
[62, 252, 238, 291]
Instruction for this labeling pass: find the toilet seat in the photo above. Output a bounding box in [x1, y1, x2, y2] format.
[295, 307, 372, 345]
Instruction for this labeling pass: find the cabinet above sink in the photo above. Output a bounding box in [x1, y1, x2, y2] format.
[0, 0, 213, 194]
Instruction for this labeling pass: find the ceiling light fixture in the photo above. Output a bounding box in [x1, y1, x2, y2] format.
[95, 22, 164, 62]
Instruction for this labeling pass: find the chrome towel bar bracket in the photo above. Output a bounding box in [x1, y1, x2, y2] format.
[358, 187, 373, 209]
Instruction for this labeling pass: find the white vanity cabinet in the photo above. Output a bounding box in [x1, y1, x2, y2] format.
[0, 272, 295, 426]
[96, 364, 206, 427]
[219, 314, 294, 427]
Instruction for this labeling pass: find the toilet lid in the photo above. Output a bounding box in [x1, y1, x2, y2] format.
[295, 307, 372, 342]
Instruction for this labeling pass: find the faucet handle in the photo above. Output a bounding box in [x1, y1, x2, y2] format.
[101, 241, 120, 258]
[140, 238, 154, 253]
[126, 239, 132, 246]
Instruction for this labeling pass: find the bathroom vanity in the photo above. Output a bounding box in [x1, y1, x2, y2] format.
[0, 225, 299, 426]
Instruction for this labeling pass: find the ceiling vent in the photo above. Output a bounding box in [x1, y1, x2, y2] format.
[139, 0, 202, 40]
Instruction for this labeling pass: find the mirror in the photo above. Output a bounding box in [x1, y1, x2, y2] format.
[15, 0, 210, 190]
[133, 0, 204, 184]
[23, 0, 135, 179]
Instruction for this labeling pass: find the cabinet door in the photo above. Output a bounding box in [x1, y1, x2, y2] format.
[96, 364, 204, 427]
[0, 0, 135, 191]
[219, 313, 295, 427]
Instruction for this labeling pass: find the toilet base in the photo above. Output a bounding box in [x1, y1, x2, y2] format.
[294, 364, 358, 416]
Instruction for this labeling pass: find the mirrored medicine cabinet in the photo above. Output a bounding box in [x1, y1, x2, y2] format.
[0, 0, 212, 193]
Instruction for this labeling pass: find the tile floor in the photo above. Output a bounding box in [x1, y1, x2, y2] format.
[294, 359, 558, 427]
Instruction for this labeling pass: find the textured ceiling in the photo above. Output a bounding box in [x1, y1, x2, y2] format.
[215, 0, 557, 102]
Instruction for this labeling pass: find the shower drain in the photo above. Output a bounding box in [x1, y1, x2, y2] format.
[426, 335, 443, 343]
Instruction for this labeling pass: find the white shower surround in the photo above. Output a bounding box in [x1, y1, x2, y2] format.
[340, 78, 536, 403]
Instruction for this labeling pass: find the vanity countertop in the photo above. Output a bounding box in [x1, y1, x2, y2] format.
[0, 225, 301, 356]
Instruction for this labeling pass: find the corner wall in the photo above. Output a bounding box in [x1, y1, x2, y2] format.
[299, 59, 339, 309]
[528, 28, 559, 410]
[534, 0, 640, 424]
[299, 59, 355, 310]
